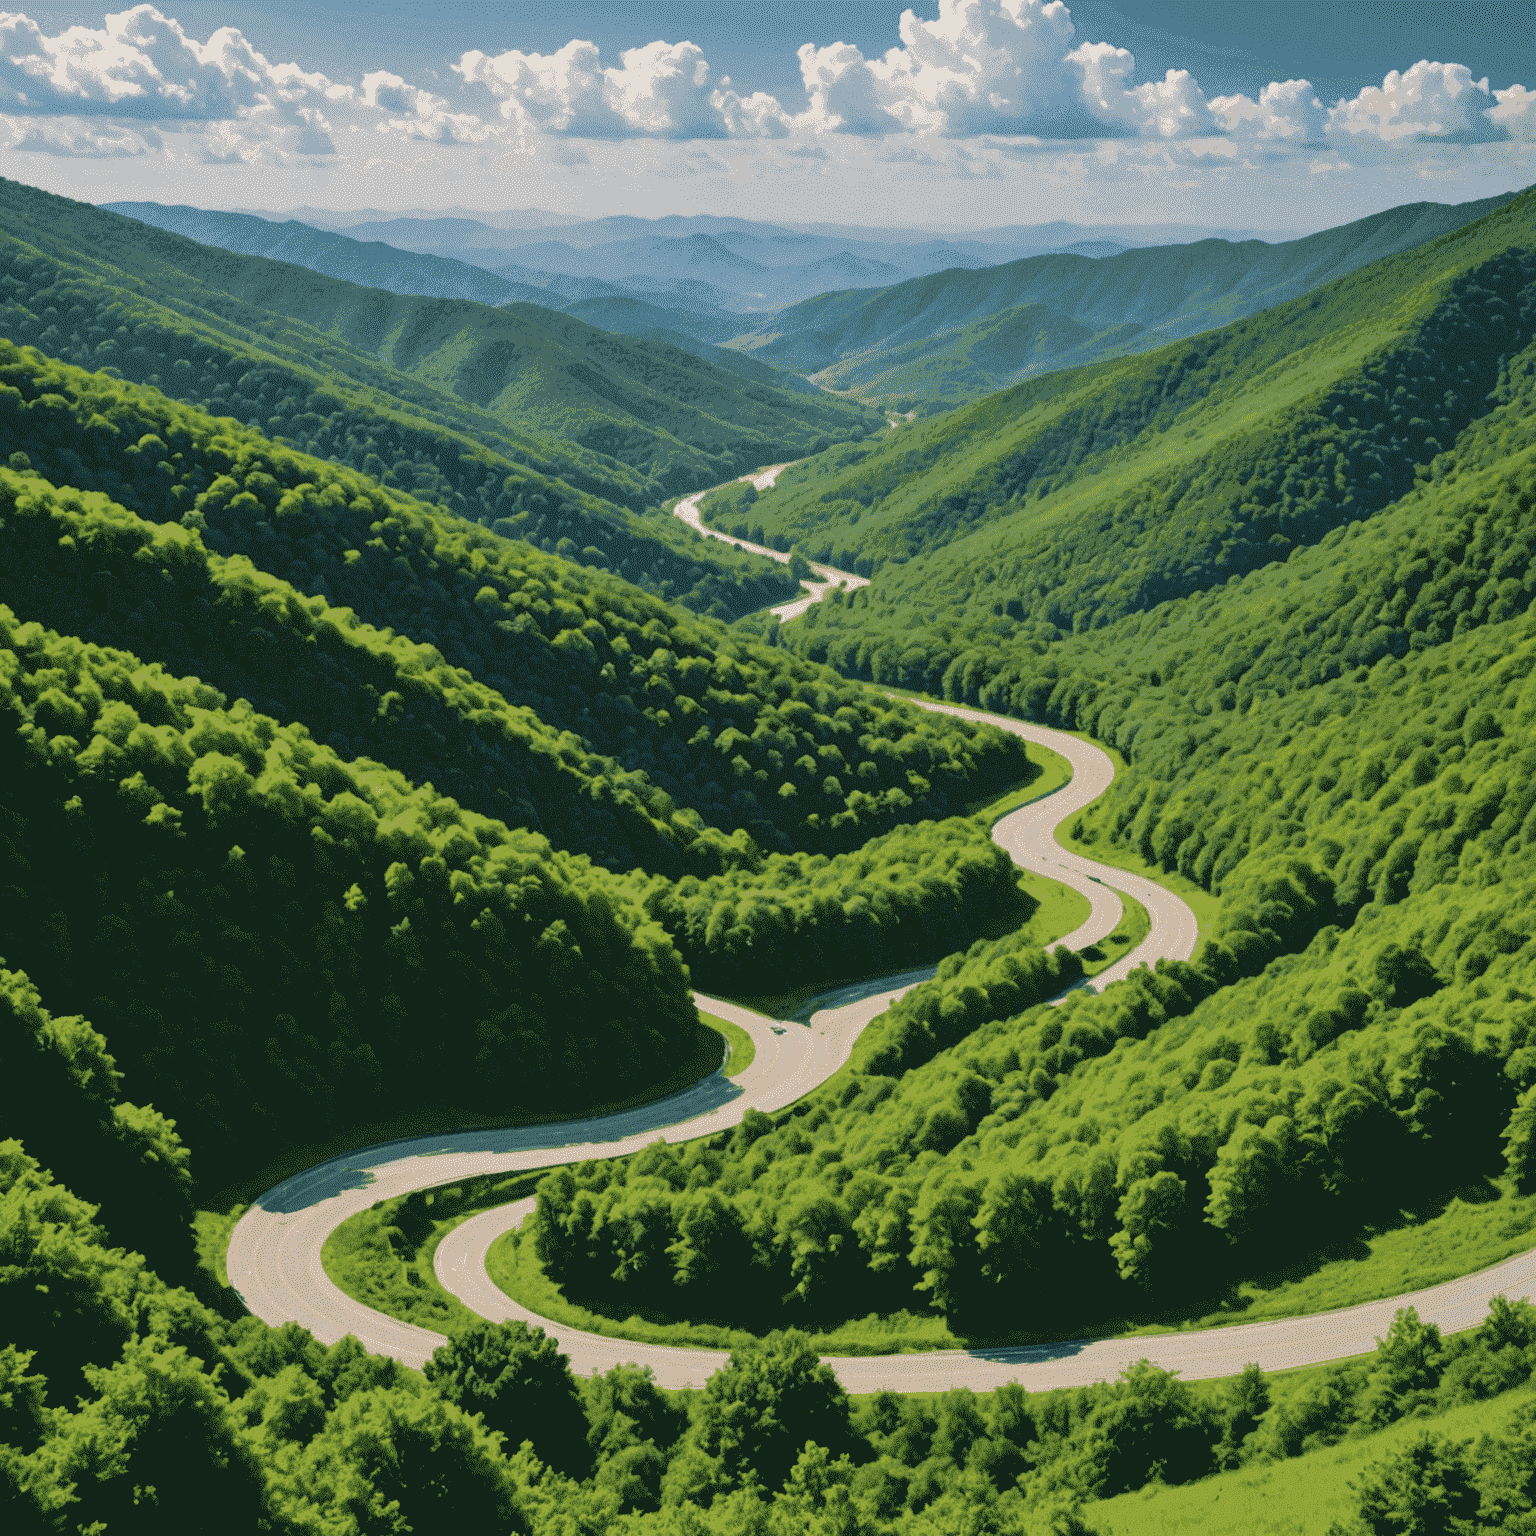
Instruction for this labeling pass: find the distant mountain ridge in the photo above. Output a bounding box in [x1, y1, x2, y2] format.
[727, 191, 1521, 406]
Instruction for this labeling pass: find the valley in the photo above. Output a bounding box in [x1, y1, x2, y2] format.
[4, 166, 1536, 1536]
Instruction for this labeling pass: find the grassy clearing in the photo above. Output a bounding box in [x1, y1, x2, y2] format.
[484, 1218, 961, 1357]
[317, 1168, 1536, 1366]
[322, 1171, 549, 1336]
[1053, 731, 1222, 940]
[1091, 1381, 1536, 1536]
[1077, 889, 1152, 980]
[1121, 1179, 1536, 1340]
[700, 1011, 754, 1076]
[964, 744, 1073, 823]
[1022, 875, 1095, 953]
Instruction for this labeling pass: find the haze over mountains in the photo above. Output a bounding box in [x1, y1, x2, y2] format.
[112, 201, 1289, 319]
[730, 192, 1521, 407]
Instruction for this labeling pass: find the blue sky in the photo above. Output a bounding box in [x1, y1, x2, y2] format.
[2, 2, 1533, 231]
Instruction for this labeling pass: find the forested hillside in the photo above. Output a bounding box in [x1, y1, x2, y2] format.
[0, 346, 1022, 867]
[0, 179, 884, 622]
[733, 192, 1514, 406]
[517, 185, 1536, 1352]
[105, 202, 548, 305]
[2, 183, 880, 492]
[8, 164, 1536, 1535]
[722, 188, 1536, 641]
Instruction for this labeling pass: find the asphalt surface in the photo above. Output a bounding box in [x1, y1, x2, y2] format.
[226, 696, 1208, 1381]
[671, 464, 871, 622]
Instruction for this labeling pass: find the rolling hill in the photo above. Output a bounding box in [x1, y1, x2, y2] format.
[731, 191, 1519, 405]
[67, 191, 882, 489]
[103, 203, 547, 305]
[713, 185, 1536, 626]
[1, 180, 889, 620]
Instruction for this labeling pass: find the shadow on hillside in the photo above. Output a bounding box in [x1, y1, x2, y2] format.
[254, 1069, 744, 1214]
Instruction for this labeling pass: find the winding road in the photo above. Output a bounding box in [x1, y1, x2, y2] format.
[227, 700, 1202, 1383]
[225, 470, 1534, 1393]
[672, 463, 870, 622]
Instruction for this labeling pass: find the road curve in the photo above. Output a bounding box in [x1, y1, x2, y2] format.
[672, 464, 871, 622]
[227, 698, 1198, 1379]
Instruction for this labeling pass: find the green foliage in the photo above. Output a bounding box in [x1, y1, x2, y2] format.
[735, 193, 1515, 407]
[639, 817, 1035, 994]
[0, 602, 702, 1185]
[425, 1320, 593, 1479]
[0, 176, 880, 510]
[0, 964, 194, 1291]
[689, 1331, 856, 1495]
[750, 191, 1536, 665]
[0, 349, 1026, 867]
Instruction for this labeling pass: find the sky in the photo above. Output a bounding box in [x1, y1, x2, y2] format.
[1, 1, 1533, 233]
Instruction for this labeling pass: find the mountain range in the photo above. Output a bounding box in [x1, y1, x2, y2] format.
[6, 168, 1536, 1536]
[728, 191, 1521, 407]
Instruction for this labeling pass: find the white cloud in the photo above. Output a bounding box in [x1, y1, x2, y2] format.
[0, 5, 343, 157]
[456, 36, 782, 140]
[1068, 42, 1214, 138]
[457, 41, 627, 138]
[1328, 61, 1500, 144]
[359, 69, 489, 144]
[1489, 84, 1536, 142]
[603, 41, 724, 139]
[2, 113, 156, 155]
[795, 0, 1214, 140]
[796, 41, 906, 136]
[1209, 79, 1327, 144]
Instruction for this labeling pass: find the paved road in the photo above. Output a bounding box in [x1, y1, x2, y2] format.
[672, 464, 871, 622]
[226, 691, 1207, 1380]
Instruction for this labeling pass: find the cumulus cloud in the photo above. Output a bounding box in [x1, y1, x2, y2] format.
[456, 36, 786, 140]
[0, 4, 347, 157]
[1328, 61, 1500, 144]
[1209, 79, 1328, 144]
[1489, 84, 1536, 142]
[3, 113, 156, 155]
[796, 41, 906, 136]
[792, 0, 1218, 140]
[359, 69, 489, 144]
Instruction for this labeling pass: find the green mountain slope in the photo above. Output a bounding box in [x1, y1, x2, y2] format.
[103, 202, 547, 305]
[0, 179, 879, 621]
[50, 185, 880, 488]
[734, 191, 1516, 405]
[723, 187, 1536, 639]
[540, 263, 1536, 1350]
[0, 344, 1025, 874]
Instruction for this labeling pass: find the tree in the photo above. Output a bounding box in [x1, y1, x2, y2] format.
[1086, 1360, 1217, 1497]
[692, 1330, 855, 1494]
[1503, 1085, 1536, 1191]
[40, 1338, 276, 1536]
[1360, 1309, 1446, 1429]
[1109, 1172, 1187, 1290]
[1217, 1363, 1270, 1468]
[1341, 1433, 1480, 1536]
[280, 1384, 522, 1536]
[424, 1320, 591, 1478]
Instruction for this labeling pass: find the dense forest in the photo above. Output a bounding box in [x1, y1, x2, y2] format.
[0, 180, 883, 622]
[714, 190, 1536, 644]
[732, 193, 1512, 407]
[9, 1097, 1536, 1533]
[551, 188, 1536, 1345]
[0, 180, 882, 502]
[7, 167, 1536, 1535]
